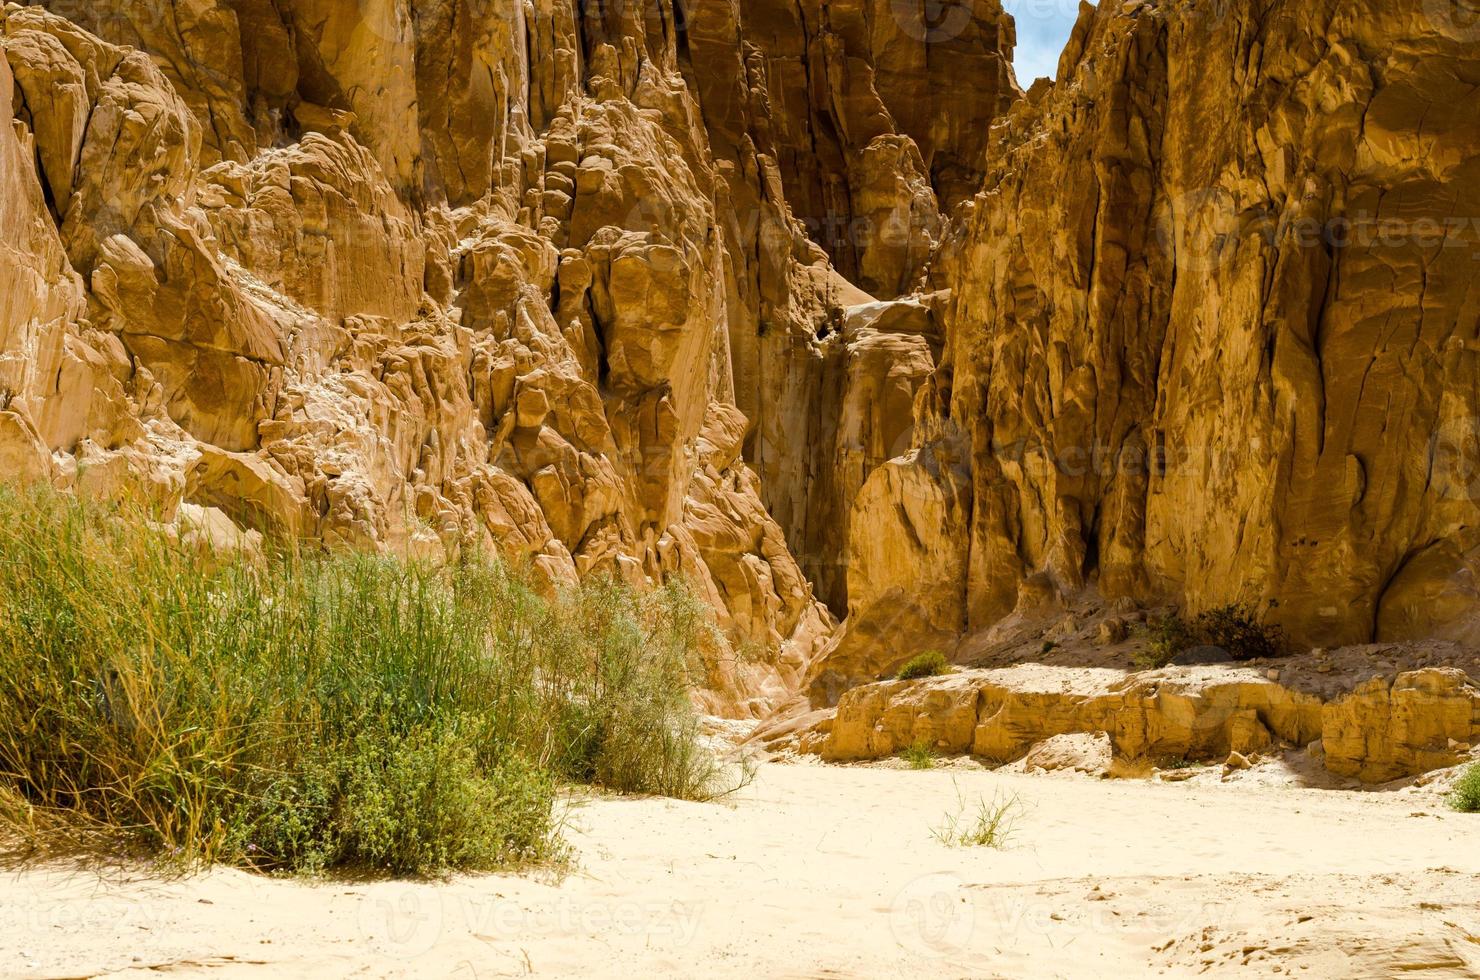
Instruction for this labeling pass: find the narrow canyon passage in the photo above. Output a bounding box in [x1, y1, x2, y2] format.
[3, 0, 1480, 976]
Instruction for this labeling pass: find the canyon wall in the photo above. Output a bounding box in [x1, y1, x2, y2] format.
[4, 0, 1478, 714]
[824, 0, 1480, 694]
[0, 0, 1024, 714]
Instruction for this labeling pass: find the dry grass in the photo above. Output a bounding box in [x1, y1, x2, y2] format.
[930, 784, 1022, 849]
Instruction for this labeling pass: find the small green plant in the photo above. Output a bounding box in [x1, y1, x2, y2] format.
[896, 650, 949, 681]
[1449, 762, 1480, 813]
[1136, 614, 1198, 668]
[1040, 640, 1058, 655]
[930, 784, 1021, 848]
[903, 741, 936, 770]
[1135, 603, 1285, 668]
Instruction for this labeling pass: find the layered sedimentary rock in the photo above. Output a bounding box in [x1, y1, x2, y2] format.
[813, 663, 1480, 783]
[677, 1, 1014, 611]
[828, 0, 1480, 693]
[692, 0, 1019, 295]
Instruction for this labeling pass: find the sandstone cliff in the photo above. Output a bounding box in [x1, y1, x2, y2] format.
[0, 0, 1024, 716]
[3, 0, 1478, 724]
[823, 0, 1480, 693]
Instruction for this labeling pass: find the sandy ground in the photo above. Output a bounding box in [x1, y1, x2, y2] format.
[3, 761, 1480, 979]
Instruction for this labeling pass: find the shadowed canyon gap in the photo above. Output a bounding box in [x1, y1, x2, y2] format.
[2, 0, 1480, 733]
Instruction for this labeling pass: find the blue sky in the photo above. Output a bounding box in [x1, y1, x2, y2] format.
[1002, 0, 1093, 83]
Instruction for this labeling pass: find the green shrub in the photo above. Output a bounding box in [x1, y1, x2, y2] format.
[540, 577, 735, 801]
[1135, 603, 1285, 668]
[1195, 604, 1287, 660]
[903, 741, 935, 770]
[1156, 755, 1200, 772]
[896, 650, 949, 681]
[0, 485, 737, 875]
[1449, 762, 1480, 813]
[1136, 615, 1198, 668]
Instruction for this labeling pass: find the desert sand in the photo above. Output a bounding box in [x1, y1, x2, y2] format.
[4, 761, 1479, 979]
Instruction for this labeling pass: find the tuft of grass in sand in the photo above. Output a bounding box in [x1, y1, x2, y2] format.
[0, 485, 742, 876]
[1449, 762, 1480, 813]
[903, 741, 936, 770]
[930, 783, 1021, 848]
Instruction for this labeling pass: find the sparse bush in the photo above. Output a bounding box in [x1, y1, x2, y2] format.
[0, 485, 738, 875]
[1135, 603, 1285, 668]
[1156, 756, 1200, 772]
[896, 650, 949, 681]
[1137, 614, 1199, 668]
[1195, 604, 1286, 660]
[1449, 763, 1480, 813]
[903, 741, 935, 770]
[931, 784, 1021, 849]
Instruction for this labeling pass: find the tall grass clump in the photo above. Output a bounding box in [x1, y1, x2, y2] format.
[0, 485, 736, 875]
[896, 650, 949, 681]
[902, 741, 935, 771]
[930, 784, 1022, 849]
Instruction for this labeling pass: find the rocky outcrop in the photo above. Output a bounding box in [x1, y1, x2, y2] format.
[1, 0, 1030, 716]
[5, 0, 1480, 735]
[820, 0, 1480, 691]
[1322, 669, 1480, 781]
[1023, 731, 1113, 776]
[820, 666, 1323, 765]
[689, 0, 1019, 295]
[677, 1, 1013, 613]
[812, 662, 1480, 783]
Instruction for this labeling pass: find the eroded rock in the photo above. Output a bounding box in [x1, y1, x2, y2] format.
[814, 661, 1480, 783]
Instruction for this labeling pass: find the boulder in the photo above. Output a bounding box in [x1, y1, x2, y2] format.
[1024, 732, 1113, 776]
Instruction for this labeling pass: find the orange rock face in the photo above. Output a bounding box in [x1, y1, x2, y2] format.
[0, 0, 1018, 715]
[833, 0, 1480, 687]
[2, 0, 1477, 725]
